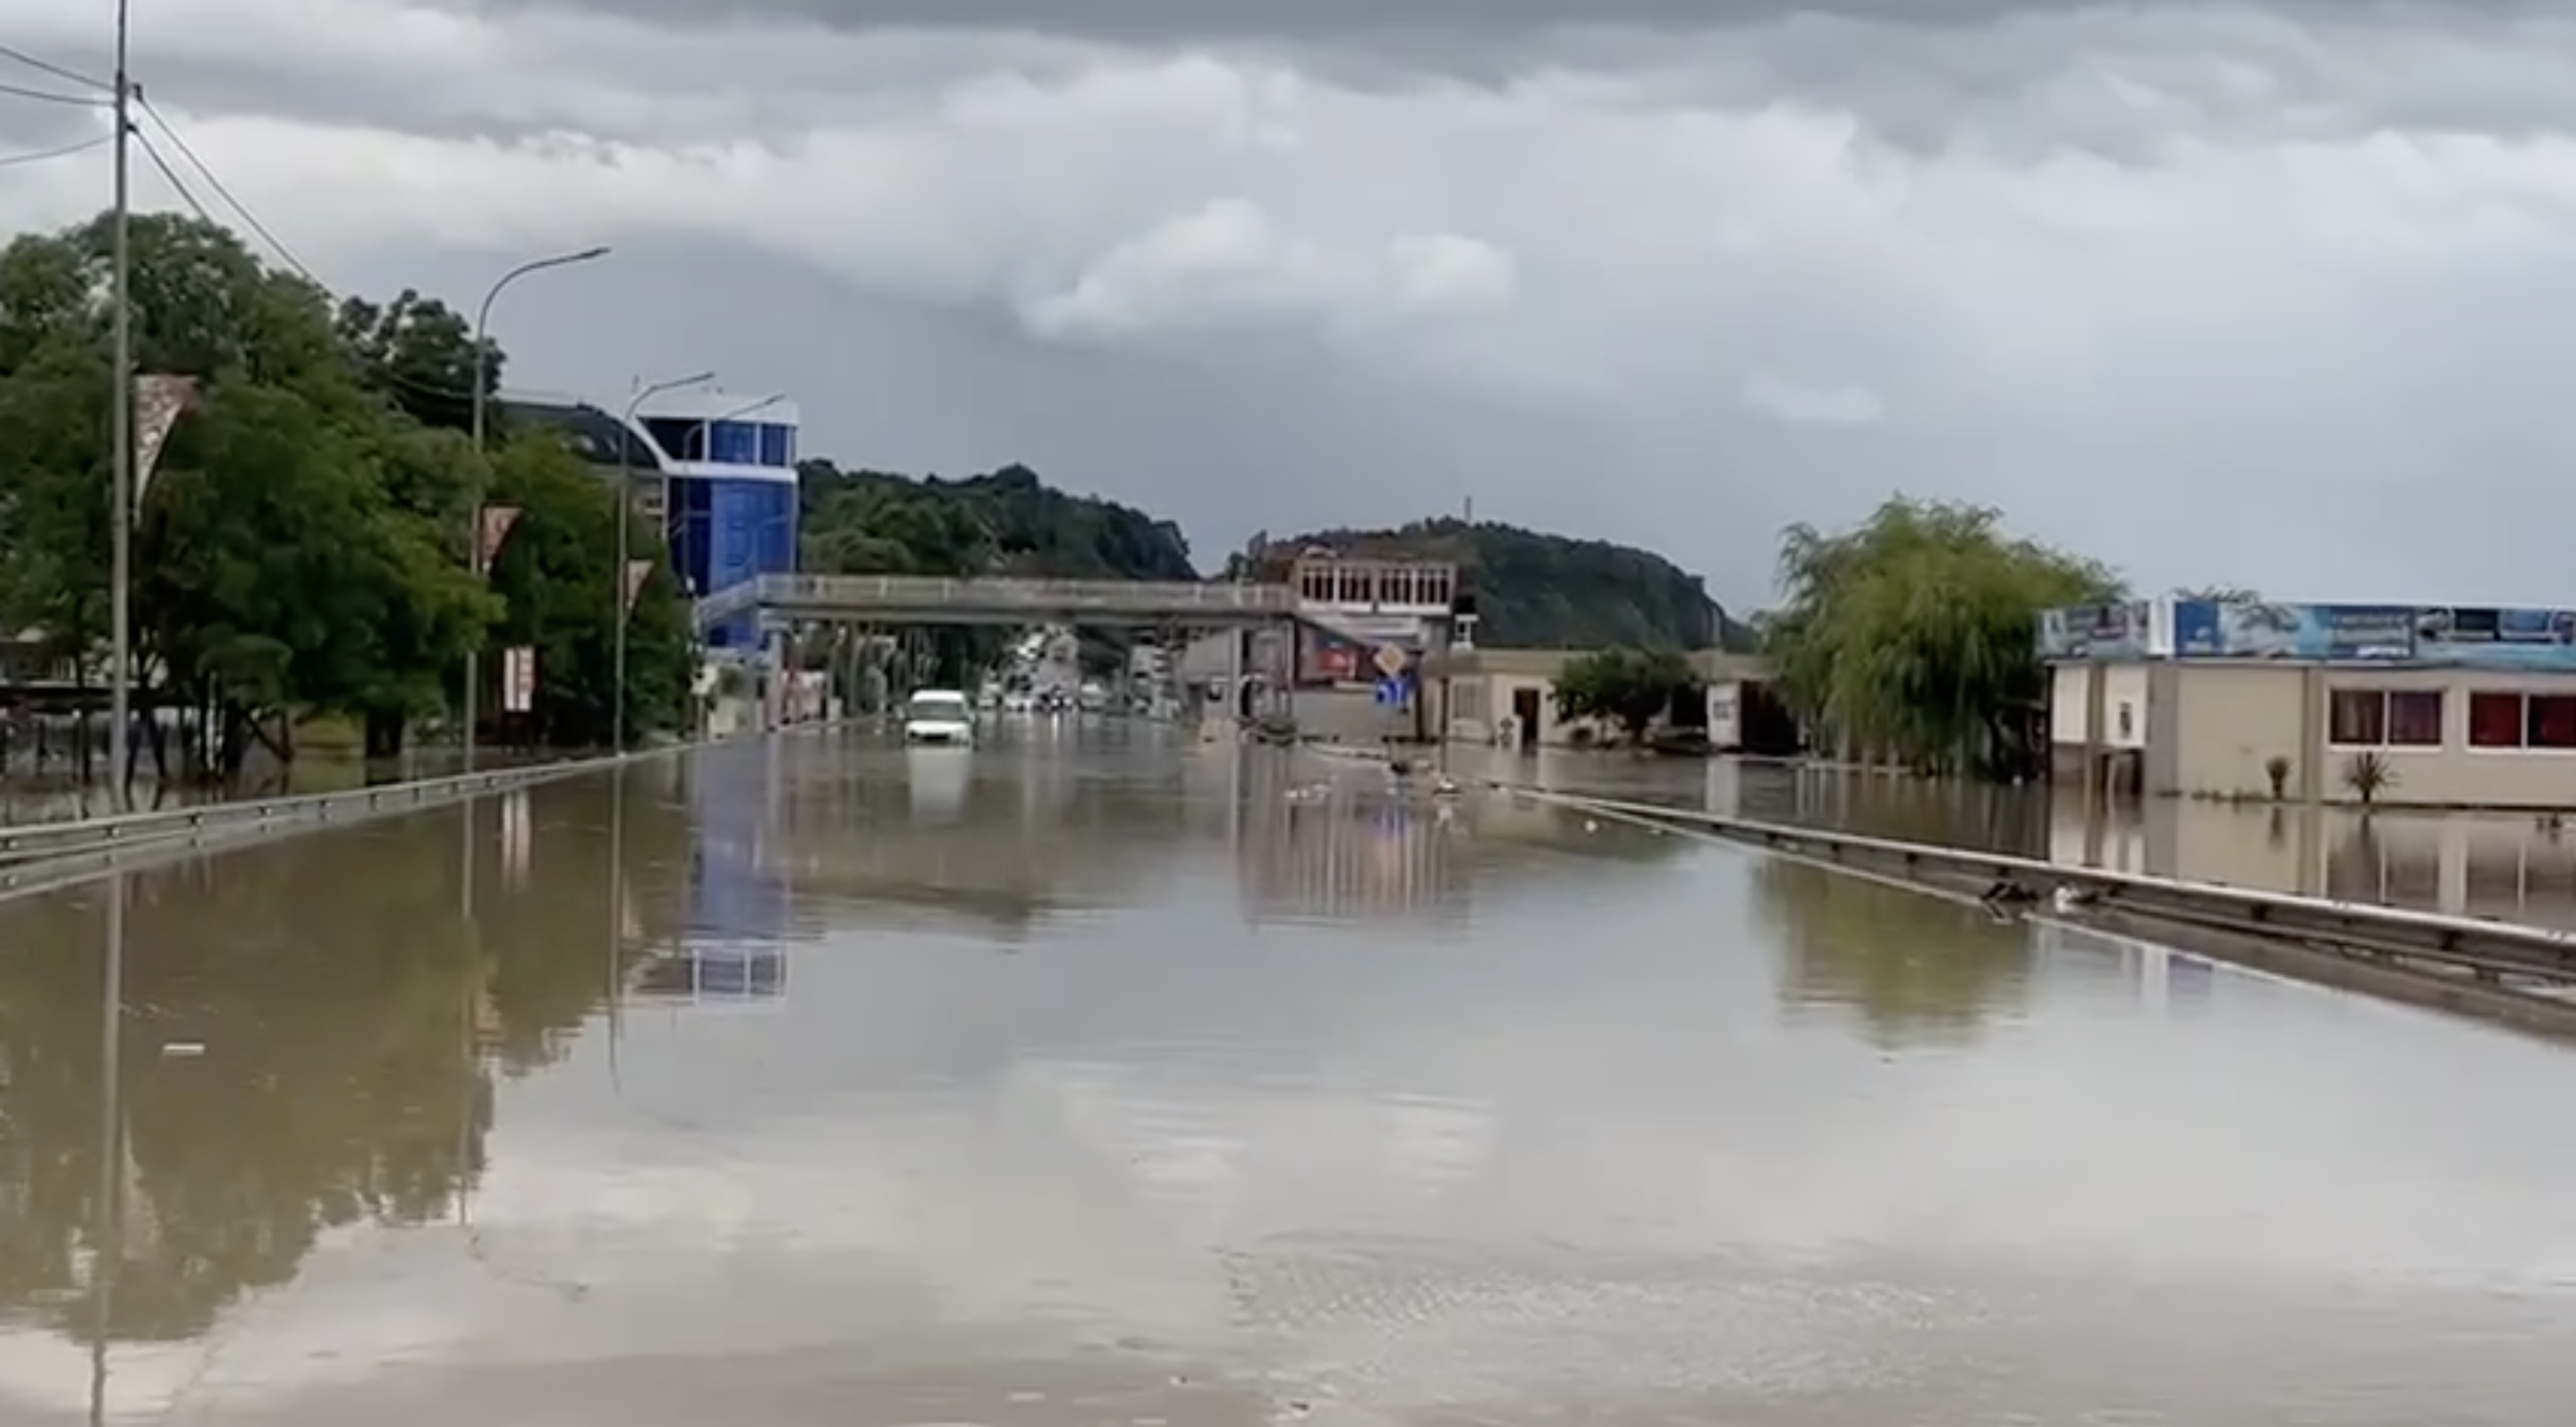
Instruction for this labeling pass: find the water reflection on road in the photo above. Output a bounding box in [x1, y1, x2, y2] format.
[1469, 744, 2576, 929]
[0, 726, 2572, 1424]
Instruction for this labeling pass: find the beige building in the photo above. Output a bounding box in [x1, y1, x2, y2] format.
[2045, 598, 2576, 810]
[1432, 648, 1766, 749]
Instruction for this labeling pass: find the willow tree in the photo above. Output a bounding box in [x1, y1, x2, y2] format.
[1765, 496, 2121, 777]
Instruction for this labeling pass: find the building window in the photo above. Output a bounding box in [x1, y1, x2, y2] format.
[2468, 691, 2576, 750]
[2327, 688, 2443, 748]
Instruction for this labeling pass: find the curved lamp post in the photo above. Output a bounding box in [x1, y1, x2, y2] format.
[461, 244, 610, 773]
[613, 371, 717, 752]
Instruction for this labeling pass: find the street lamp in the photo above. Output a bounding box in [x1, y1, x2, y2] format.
[613, 371, 716, 754]
[461, 243, 610, 774]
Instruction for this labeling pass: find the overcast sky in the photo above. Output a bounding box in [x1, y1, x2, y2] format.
[4, 1, 2575, 606]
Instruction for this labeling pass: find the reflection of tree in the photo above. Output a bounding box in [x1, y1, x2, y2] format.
[479, 771, 693, 1074]
[1750, 858, 2033, 1046]
[1735, 768, 2050, 859]
[0, 772, 691, 1345]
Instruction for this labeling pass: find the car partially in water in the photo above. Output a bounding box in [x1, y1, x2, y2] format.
[902, 689, 976, 745]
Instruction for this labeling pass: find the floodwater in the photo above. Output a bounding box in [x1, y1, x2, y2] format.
[1468, 745, 2576, 930]
[0, 743, 562, 828]
[2, 725, 2573, 1424]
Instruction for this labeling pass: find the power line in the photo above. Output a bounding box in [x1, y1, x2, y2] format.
[0, 78, 108, 106]
[0, 43, 107, 92]
[135, 93, 317, 285]
[0, 131, 110, 167]
[131, 125, 212, 227]
[134, 95, 494, 408]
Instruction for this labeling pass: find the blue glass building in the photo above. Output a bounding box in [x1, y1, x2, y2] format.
[497, 387, 801, 650]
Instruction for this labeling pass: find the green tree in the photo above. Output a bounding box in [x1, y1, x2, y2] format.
[1551, 646, 1698, 744]
[796, 460, 1196, 582]
[483, 433, 690, 748]
[1765, 496, 2122, 779]
[335, 287, 494, 435]
[0, 208, 678, 777]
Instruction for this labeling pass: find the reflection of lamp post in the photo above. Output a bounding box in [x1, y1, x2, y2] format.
[614, 372, 716, 754]
[463, 244, 611, 774]
[606, 762, 625, 1090]
[89, 870, 128, 1418]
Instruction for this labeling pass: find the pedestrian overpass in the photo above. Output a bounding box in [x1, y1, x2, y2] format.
[690, 573, 1399, 643]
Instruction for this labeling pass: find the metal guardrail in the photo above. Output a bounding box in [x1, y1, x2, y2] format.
[0, 727, 779, 871]
[0, 755, 630, 869]
[691, 573, 1308, 631]
[0, 724, 856, 903]
[1497, 784, 2576, 986]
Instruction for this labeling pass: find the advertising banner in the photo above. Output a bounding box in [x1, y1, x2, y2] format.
[502, 645, 536, 713]
[2150, 600, 2576, 667]
[132, 374, 199, 503]
[478, 505, 521, 570]
[2411, 606, 2576, 668]
[2036, 601, 2148, 660]
[2162, 601, 2409, 659]
[1301, 632, 1360, 684]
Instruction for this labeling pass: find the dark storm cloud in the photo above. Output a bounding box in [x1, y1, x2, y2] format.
[455, 0, 2554, 41]
[383, 0, 2576, 166]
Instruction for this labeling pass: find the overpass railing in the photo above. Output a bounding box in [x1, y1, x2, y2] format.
[693, 573, 1306, 629]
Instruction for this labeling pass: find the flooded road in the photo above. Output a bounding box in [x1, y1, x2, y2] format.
[1476, 745, 2576, 930]
[3, 726, 2574, 1424]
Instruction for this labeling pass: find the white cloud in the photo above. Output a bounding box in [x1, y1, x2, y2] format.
[8, 0, 2576, 593]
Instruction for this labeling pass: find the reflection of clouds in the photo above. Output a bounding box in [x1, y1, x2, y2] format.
[11, 743, 2576, 1421]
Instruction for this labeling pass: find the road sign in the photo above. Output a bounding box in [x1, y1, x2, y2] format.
[502, 646, 537, 713]
[1373, 642, 1410, 678]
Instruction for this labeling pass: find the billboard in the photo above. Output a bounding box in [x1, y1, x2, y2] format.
[1301, 630, 1360, 684]
[2148, 600, 2576, 668]
[2035, 602, 2148, 660]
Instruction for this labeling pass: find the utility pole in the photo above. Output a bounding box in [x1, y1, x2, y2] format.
[106, 0, 133, 808]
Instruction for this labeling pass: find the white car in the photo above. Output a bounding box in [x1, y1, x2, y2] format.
[902, 689, 976, 744]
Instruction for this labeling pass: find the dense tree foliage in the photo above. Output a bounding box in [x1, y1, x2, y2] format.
[795, 461, 1198, 684]
[1551, 646, 1699, 743]
[0, 211, 686, 777]
[797, 461, 1195, 582]
[1241, 518, 1755, 651]
[1763, 496, 2123, 779]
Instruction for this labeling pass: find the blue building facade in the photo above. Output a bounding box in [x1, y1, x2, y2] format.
[497, 387, 801, 652]
[634, 391, 801, 650]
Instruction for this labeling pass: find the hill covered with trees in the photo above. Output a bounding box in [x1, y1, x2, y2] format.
[1236, 518, 1757, 651]
[796, 462, 1197, 582]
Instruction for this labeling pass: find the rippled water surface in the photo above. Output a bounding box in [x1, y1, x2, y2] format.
[2, 726, 2573, 1424]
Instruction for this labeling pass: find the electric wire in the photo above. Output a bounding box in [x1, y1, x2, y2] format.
[133, 98, 488, 405]
[0, 131, 111, 166]
[0, 78, 108, 106]
[0, 43, 108, 92]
